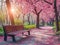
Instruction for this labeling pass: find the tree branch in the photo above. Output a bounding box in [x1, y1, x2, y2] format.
[26, 0, 40, 5]
[43, 0, 52, 5]
[32, 10, 36, 14]
[26, 0, 33, 5]
[34, 6, 38, 15]
[38, 9, 42, 14]
[35, 0, 40, 3]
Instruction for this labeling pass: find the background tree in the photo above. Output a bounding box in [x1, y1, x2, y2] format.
[16, 0, 59, 30]
[44, 0, 60, 31]
[54, 0, 59, 31]
[27, 13, 31, 25]
[17, 0, 43, 28]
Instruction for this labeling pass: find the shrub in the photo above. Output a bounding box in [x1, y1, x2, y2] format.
[24, 25, 36, 30]
[14, 19, 23, 25]
[24, 22, 29, 25]
[0, 27, 4, 35]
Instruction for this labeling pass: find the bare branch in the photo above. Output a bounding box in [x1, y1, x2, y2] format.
[38, 9, 42, 14]
[26, 0, 42, 15]
[35, 0, 40, 3]
[26, 0, 33, 5]
[26, 0, 40, 5]
[43, 0, 52, 5]
[32, 10, 36, 14]
[34, 6, 38, 15]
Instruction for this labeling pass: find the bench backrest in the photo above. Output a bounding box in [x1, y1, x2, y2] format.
[3, 25, 24, 33]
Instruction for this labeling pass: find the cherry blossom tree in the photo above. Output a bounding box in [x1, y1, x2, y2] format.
[16, 0, 55, 28]
[44, 0, 60, 31]
[9, 0, 59, 31]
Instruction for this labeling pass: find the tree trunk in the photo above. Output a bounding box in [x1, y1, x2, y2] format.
[23, 15, 24, 24]
[36, 14, 40, 28]
[6, 0, 15, 25]
[31, 15, 33, 24]
[42, 19, 45, 26]
[54, 0, 59, 31]
[28, 14, 30, 25]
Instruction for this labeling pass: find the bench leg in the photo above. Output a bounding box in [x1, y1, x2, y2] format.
[12, 36, 16, 42]
[4, 35, 7, 41]
[28, 31, 30, 35]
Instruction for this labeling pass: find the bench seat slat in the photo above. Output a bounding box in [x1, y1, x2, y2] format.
[3, 25, 24, 33]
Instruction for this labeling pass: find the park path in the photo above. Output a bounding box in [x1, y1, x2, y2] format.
[0, 26, 60, 45]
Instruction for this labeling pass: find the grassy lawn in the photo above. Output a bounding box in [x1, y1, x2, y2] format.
[24, 22, 36, 29]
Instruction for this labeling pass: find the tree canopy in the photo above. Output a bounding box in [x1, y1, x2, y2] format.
[14, 0, 57, 22]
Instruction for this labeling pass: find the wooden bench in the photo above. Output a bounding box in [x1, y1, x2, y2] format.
[3, 25, 30, 42]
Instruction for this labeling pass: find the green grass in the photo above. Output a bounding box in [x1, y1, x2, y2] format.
[55, 31, 60, 35]
[53, 21, 60, 29]
[24, 22, 36, 30]
[53, 26, 56, 30]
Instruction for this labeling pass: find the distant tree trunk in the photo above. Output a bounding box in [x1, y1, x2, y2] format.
[36, 14, 40, 28]
[28, 14, 30, 25]
[23, 15, 24, 24]
[31, 15, 33, 24]
[51, 20, 54, 26]
[6, 0, 15, 25]
[29, 15, 34, 24]
[42, 19, 45, 26]
[54, 0, 59, 31]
